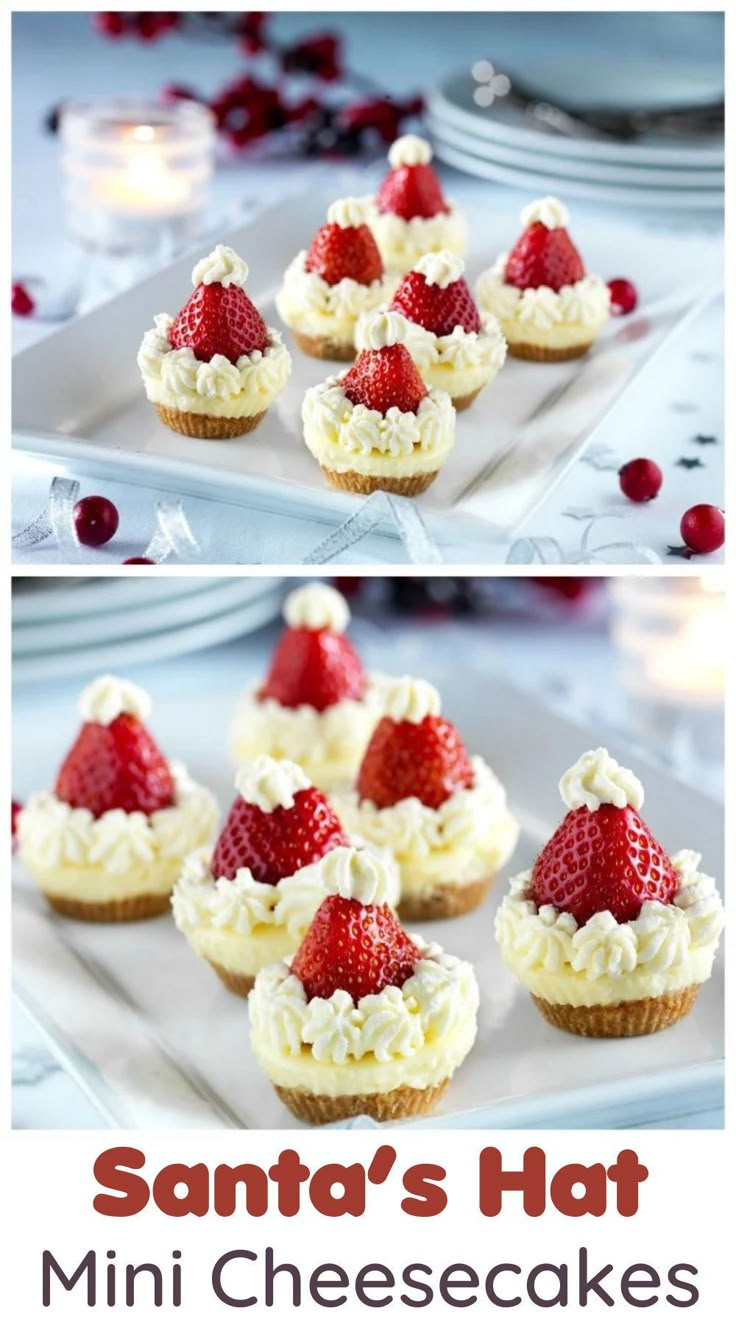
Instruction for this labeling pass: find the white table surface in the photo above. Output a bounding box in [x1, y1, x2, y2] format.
[11, 12, 724, 566]
[12, 602, 723, 1129]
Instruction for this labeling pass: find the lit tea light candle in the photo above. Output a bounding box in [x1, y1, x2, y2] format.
[61, 98, 216, 252]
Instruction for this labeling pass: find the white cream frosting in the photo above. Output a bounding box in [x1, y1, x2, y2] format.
[369, 206, 467, 276]
[520, 196, 570, 230]
[414, 250, 465, 288]
[382, 675, 440, 723]
[356, 307, 507, 396]
[138, 318, 291, 419]
[334, 756, 520, 897]
[302, 376, 455, 479]
[327, 196, 373, 228]
[283, 582, 350, 633]
[231, 673, 393, 793]
[173, 845, 401, 979]
[495, 853, 724, 1007]
[249, 936, 478, 1094]
[559, 748, 645, 813]
[18, 762, 219, 901]
[388, 135, 433, 168]
[235, 756, 312, 813]
[79, 675, 151, 726]
[360, 309, 411, 350]
[191, 244, 248, 289]
[276, 252, 396, 343]
[475, 255, 610, 349]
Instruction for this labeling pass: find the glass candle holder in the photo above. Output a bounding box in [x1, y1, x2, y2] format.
[609, 577, 724, 771]
[60, 98, 216, 255]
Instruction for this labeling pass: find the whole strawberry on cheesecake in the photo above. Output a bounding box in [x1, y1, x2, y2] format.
[368, 135, 467, 275]
[357, 250, 507, 411]
[231, 582, 391, 792]
[173, 757, 398, 996]
[333, 676, 519, 921]
[495, 749, 724, 1037]
[137, 243, 291, 437]
[249, 845, 479, 1123]
[476, 197, 610, 361]
[17, 675, 218, 921]
[276, 197, 398, 362]
[302, 310, 455, 496]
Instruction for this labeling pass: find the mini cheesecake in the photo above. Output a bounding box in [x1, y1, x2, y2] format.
[476, 197, 610, 361]
[495, 748, 724, 1036]
[231, 581, 391, 792]
[249, 846, 479, 1123]
[368, 135, 467, 274]
[17, 675, 218, 921]
[276, 196, 398, 361]
[138, 243, 291, 437]
[333, 675, 519, 920]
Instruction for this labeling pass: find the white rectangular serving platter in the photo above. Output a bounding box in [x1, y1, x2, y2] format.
[12, 666, 724, 1130]
[12, 189, 723, 542]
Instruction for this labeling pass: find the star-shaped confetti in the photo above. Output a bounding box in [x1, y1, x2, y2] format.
[676, 457, 704, 470]
[666, 545, 695, 560]
[692, 433, 717, 445]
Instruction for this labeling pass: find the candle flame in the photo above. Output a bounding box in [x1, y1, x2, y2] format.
[132, 124, 156, 143]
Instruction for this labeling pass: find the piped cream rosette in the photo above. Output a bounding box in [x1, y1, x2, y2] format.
[368, 136, 467, 274]
[249, 845, 479, 1120]
[230, 583, 393, 792]
[356, 251, 507, 408]
[276, 197, 399, 359]
[172, 758, 400, 995]
[494, 749, 725, 1037]
[333, 677, 520, 920]
[475, 198, 610, 358]
[302, 311, 456, 495]
[17, 675, 218, 918]
[137, 245, 291, 426]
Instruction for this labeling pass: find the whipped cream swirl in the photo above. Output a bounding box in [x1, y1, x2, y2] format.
[191, 245, 248, 288]
[283, 582, 350, 633]
[235, 756, 312, 813]
[79, 675, 151, 726]
[559, 748, 644, 813]
[302, 378, 454, 460]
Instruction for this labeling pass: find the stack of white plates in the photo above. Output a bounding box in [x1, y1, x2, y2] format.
[428, 65, 724, 211]
[13, 577, 284, 684]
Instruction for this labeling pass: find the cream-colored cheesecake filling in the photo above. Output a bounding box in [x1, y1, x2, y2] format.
[368, 205, 467, 275]
[249, 938, 478, 1095]
[333, 756, 519, 897]
[173, 844, 400, 978]
[302, 377, 455, 479]
[276, 253, 398, 343]
[138, 315, 291, 418]
[231, 672, 393, 792]
[18, 763, 218, 903]
[475, 256, 610, 350]
[356, 309, 507, 397]
[495, 852, 724, 1007]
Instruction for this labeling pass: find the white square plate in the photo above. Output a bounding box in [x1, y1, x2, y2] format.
[12, 190, 722, 540]
[12, 668, 724, 1130]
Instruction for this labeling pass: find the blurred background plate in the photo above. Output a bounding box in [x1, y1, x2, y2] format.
[12, 577, 284, 682]
[12, 575, 225, 623]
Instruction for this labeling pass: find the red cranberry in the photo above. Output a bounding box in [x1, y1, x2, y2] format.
[618, 458, 662, 503]
[12, 282, 34, 316]
[680, 504, 725, 555]
[93, 12, 126, 39]
[122, 557, 155, 565]
[608, 278, 638, 315]
[73, 495, 119, 547]
[12, 800, 23, 850]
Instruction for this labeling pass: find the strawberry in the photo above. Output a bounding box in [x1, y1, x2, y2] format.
[261, 626, 366, 711]
[391, 270, 481, 335]
[377, 164, 447, 220]
[55, 714, 175, 818]
[291, 894, 421, 1002]
[211, 787, 347, 885]
[305, 221, 383, 287]
[342, 343, 427, 415]
[358, 714, 473, 811]
[504, 221, 584, 292]
[531, 804, 679, 926]
[169, 282, 269, 363]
